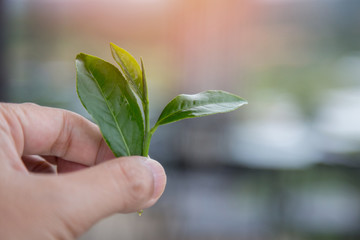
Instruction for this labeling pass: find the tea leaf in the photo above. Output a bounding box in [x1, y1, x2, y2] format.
[76, 53, 144, 157]
[155, 90, 247, 127]
[110, 43, 144, 102]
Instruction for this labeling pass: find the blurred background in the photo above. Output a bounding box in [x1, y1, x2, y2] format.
[1, 0, 360, 239]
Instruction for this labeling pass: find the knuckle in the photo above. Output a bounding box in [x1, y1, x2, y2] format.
[50, 111, 73, 157]
[20, 102, 39, 108]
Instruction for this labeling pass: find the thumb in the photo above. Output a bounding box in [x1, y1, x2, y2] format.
[55, 156, 166, 235]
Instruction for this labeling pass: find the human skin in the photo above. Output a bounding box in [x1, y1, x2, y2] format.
[0, 103, 166, 240]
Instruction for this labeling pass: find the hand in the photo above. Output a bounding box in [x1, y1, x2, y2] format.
[0, 103, 166, 239]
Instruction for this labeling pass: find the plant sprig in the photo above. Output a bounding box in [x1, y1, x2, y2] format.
[76, 43, 247, 158]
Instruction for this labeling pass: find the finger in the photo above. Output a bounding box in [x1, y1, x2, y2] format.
[1, 103, 114, 168]
[40, 155, 58, 165]
[57, 159, 88, 173]
[41, 156, 89, 173]
[22, 155, 55, 174]
[54, 157, 166, 236]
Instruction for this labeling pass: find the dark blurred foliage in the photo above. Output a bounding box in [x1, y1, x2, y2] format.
[0, 0, 8, 101]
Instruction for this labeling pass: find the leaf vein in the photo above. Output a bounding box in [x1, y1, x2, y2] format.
[88, 68, 131, 155]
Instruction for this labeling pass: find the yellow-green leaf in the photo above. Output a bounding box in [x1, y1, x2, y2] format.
[110, 43, 144, 102]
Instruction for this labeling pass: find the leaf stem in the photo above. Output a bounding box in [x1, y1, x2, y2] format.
[150, 125, 158, 135]
[143, 102, 151, 156]
[143, 124, 159, 156]
[141, 58, 151, 157]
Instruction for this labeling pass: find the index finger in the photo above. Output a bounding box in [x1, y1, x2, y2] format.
[0, 103, 115, 166]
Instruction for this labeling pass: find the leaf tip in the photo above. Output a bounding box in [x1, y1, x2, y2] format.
[76, 53, 85, 60]
[75, 53, 87, 70]
[109, 42, 117, 50]
[140, 57, 144, 70]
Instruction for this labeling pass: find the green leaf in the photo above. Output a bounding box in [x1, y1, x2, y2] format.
[110, 43, 144, 102]
[155, 90, 247, 126]
[76, 53, 144, 157]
